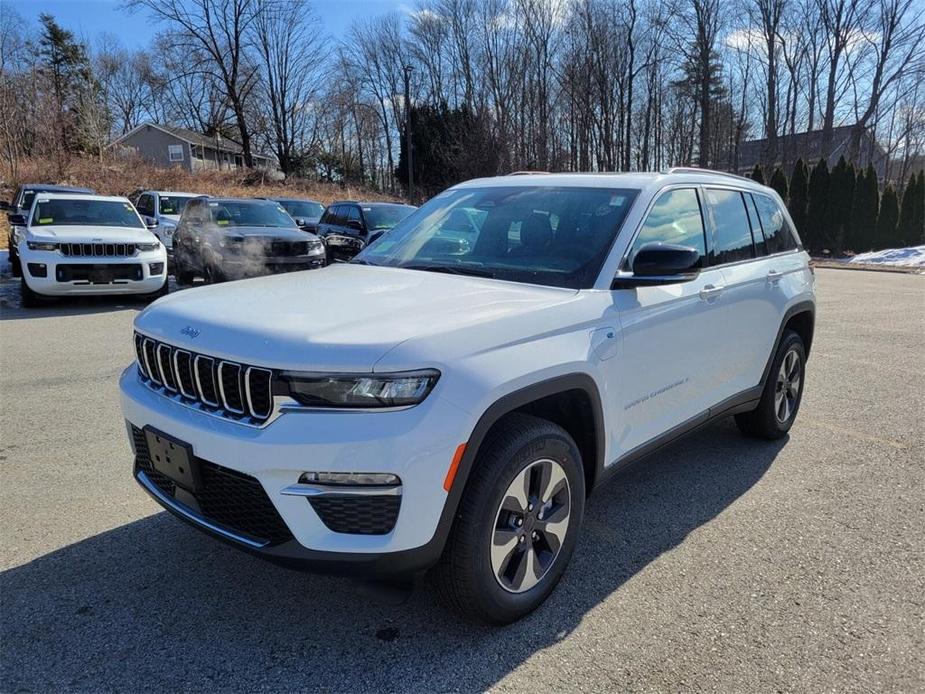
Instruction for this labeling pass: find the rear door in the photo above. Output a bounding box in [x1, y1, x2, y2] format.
[701, 187, 783, 399]
[609, 186, 732, 456]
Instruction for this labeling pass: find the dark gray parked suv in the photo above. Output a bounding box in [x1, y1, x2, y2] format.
[172, 197, 326, 284]
[316, 201, 416, 262]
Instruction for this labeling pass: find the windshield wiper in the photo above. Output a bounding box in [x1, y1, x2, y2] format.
[349, 258, 378, 266]
[402, 263, 495, 278]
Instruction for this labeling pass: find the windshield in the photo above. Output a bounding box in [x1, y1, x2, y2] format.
[208, 201, 295, 228]
[363, 205, 416, 231]
[31, 199, 144, 228]
[279, 200, 324, 219]
[356, 186, 638, 289]
[159, 195, 197, 216]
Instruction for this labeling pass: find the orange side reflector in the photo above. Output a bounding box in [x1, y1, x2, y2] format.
[443, 443, 467, 492]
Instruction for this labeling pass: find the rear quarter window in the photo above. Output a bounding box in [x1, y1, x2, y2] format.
[753, 194, 799, 254]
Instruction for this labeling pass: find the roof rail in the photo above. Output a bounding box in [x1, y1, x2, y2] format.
[664, 167, 756, 183]
[507, 170, 550, 176]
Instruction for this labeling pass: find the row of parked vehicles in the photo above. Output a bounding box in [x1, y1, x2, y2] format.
[3, 183, 417, 307]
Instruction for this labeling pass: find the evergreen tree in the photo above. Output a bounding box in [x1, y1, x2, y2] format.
[750, 164, 765, 185]
[769, 168, 788, 201]
[788, 159, 809, 237]
[36, 13, 93, 168]
[876, 185, 900, 250]
[848, 166, 879, 252]
[806, 158, 830, 253]
[825, 156, 854, 254]
[897, 173, 917, 246]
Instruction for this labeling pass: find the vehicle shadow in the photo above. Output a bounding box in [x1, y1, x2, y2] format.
[1, 420, 785, 692]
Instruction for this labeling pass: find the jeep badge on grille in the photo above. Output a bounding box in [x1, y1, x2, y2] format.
[180, 326, 201, 339]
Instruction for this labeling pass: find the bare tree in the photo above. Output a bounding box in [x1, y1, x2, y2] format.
[127, 0, 261, 165]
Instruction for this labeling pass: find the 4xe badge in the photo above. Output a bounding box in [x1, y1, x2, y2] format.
[180, 326, 201, 339]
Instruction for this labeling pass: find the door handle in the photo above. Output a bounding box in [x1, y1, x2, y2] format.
[699, 284, 726, 301]
[767, 269, 783, 283]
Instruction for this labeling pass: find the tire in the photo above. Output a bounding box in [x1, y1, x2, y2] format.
[735, 329, 806, 439]
[10, 252, 22, 278]
[174, 255, 195, 285]
[20, 276, 45, 308]
[140, 278, 169, 302]
[203, 261, 224, 284]
[434, 413, 585, 625]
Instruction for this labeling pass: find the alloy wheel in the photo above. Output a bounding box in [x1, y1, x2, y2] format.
[490, 458, 571, 593]
[775, 348, 802, 423]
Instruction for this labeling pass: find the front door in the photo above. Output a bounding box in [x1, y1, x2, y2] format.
[607, 187, 731, 457]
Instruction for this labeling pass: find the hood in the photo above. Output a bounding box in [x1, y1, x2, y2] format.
[134, 264, 579, 372]
[28, 225, 158, 243]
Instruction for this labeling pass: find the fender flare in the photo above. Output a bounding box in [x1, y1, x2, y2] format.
[420, 373, 605, 565]
[760, 300, 815, 390]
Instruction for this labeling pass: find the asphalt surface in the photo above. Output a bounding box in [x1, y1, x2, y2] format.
[1, 268, 922, 693]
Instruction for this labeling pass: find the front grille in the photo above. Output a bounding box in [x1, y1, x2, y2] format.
[135, 332, 273, 423]
[132, 425, 292, 545]
[59, 242, 137, 257]
[308, 495, 401, 535]
[270, 240, 309, 256]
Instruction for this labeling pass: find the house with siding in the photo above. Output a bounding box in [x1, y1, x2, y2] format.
[730, 125, 887, 179]
[110, 123, 276, 172]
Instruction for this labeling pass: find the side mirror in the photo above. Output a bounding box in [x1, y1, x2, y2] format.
[144, 216, 158, 229]
[612, 243, 701, 288]
[294, 217, 307, 227]
[7, 213, 26, 226]
[346, 219, 364, 232]
[0, 201, 10, 211]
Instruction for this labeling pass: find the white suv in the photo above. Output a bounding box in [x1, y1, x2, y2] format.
[120, 170, 815, 623]
[18, 194, 168, 307]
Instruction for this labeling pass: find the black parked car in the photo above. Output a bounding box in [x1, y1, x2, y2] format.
[4, 183, 95, 277]
[265, 197, 326, 233]
[316, 201, 417, 262]
[172, 198, 327, 284]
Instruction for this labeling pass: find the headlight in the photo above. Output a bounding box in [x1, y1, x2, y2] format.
[308, 242, 325, 255]
[136, 241, 160, 252]
[325, 234, 363, 248]
[219, 236, 245, 249]
[280, 369, 440, 408]
[27, 241, 57, 251]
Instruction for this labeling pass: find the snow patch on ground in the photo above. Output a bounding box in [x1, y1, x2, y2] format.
[846, 245, 925, 268]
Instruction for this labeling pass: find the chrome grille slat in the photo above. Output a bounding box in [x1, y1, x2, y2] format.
[194, 355, 219, 407]
[218, 361, 245, 414]
[156, 343, 177, 392]
[173, 350, 196, 399]
[142, 338, 161, 385]
[245, 367, 273, 419]
[134, 333, 273, 423]
[134, 333, 148, 378]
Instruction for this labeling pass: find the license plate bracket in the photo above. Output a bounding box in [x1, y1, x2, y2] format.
[144, 427, 200, 492]
[89, 266, 114, 284]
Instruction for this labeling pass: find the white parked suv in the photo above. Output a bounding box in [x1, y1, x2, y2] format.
[17, 194, 168, 307]
[133, 190, 203, 255]
[120, 170, 815, 623]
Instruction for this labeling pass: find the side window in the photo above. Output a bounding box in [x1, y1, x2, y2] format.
[753, 194, 798, 254]
[629, 188, 706, 267]
[346, 206, 362, 227]
[744, 194, 768, 256]
[320, 205, 334, 224]
[136, 194, 154, 217]
[704, 188, 754, 265]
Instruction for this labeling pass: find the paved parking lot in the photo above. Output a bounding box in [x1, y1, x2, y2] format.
[1, 268, 922, 692]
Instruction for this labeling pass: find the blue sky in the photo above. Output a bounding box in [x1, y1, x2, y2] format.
[9, 0, 408, 50]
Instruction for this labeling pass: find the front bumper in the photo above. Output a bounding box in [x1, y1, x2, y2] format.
[120, 366, 472, 576]
[21, 244, 167, 296]
[221, 253, 326, 278]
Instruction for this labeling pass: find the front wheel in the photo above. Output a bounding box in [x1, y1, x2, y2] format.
[434, 413, 585, 624]
[20, 276, 47, 308]
[735, 329, 806, 439]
